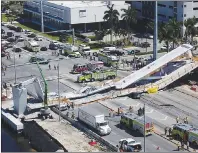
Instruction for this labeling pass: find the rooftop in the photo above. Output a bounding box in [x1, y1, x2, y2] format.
[48, 1, 127, 8]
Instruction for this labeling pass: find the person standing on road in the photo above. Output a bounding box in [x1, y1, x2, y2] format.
[176, 116, 179, 123]
[177, 142, 180, 151]
[19, 54, 21, 58]
[54, 65, 56, 70]
[187, 141, 189, 150]
[164, 127, 167, 136]
[168, 128, 172, 136]
[49, 64, 51, 70]
[186, 117, 188, 124]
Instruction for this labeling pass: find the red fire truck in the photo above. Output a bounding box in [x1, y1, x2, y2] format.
[71, 61, 104, 74]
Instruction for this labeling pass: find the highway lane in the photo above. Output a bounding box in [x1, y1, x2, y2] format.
[74, 102, 181, 152]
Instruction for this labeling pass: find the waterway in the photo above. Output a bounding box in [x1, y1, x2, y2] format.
[1, 124, 35, 152]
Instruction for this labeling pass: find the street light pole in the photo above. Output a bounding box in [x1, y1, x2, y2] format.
[40, 0, 44, 33]
[144, 103, 146, 152]
[58, 63, 60, 121]
[72, 28, 75, 46]
[153, 1, 158, 61]
[14, 50, 16, 84]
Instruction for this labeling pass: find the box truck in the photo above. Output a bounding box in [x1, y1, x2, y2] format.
[78, 106, 111, 136]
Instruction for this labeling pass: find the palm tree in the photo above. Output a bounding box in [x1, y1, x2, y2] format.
[103, 4, 120, 44]
[168, 18, 182, 48]
[121, 7, 137, 40]
[184, 16, 198, 44]
[158, 23, 173, 53]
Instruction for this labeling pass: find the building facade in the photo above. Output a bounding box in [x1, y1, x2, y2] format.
[23, 1, 130, 32]
[131, 1, 198, 35]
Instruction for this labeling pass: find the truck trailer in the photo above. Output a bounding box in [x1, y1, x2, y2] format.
[120, 113, 154, 136]
[78, 105, 111, 136]
[24, 40, 40, 52]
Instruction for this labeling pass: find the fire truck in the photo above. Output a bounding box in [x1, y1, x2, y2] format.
[120, 112, 154, 136]
[172, 123, 198, 147]
[71, 61, 104, 74]
[77, 69, 117, 83]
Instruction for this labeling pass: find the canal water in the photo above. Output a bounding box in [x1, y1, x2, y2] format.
[1, 123, 35, 152]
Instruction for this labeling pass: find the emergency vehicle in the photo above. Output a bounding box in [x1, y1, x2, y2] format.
[71, 61, 104, 74]
[120, 113, 154, 136]
[172, 123, 198, 147]
[77, 69, 117, 83]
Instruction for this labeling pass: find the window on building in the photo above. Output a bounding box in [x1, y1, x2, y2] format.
[193, 7, 198, 10]
[169, 6, 173, 9]
[158, 4, 166, 7]
[158, 14, 166, 18]
[184, 14, 186, 17]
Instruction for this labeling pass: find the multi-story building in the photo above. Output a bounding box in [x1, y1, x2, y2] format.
[23, 1, 130, 32]
[131, 1, 198, 35]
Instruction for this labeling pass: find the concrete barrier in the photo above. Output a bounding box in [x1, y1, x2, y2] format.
[51, 107, 117, 151]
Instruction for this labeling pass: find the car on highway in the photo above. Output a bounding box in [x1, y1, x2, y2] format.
[29, 56, 50, 64]
[68, 52, 81, 58]
[119, 138, 142, 152]
[34, 36, 43, 41]
[40, 47, 47, 51]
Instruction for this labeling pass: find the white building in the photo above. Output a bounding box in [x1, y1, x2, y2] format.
[23, 1, 130, 32]
[131, 1, 198, 35]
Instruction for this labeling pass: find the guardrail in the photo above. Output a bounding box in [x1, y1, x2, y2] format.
[51, 107, 117, 152]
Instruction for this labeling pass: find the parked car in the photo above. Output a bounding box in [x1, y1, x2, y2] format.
[13, 47, 22, 52]
[68, 52, 81, 58]
[1, 29, 5, 34]
[2, 35, 8, 39]
[49, 43, 58, 50]
[28, 33, 36, 38]
[7, 31, 14, 37]
[7, 37, 15, 42]
[128, 49, 141, 55]
[40, 47, 47, 51]
[15, 27, 23, 32]
[34, 36, 43, 41]
[141, 42, 150, 48]
[24, 30, 31, 34]
[17, 37, 24, 42]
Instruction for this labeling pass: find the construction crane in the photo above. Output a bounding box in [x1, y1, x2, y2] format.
[36, 61, 52, 119]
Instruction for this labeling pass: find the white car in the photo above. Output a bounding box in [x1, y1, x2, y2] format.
[119, 138, 142, 152]
[34, 36, 43, 41]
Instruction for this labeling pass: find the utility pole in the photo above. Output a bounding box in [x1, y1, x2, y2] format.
[40, 0, 44, 33]
[153, 1, 158, 61]
[146, 26, 148, 53]
[144, 103, 146, 152]
[14, 49, 16, 84]
[72, 28, 75, 45]
[58, 63, 60, 121]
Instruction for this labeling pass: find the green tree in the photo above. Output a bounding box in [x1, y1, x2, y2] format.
[121, 7, 137, 40]
[158, 23, 173, 53]
[103, 4, 120, 44]
[184, 16, 198, 44]
[168, 18, 182, 48]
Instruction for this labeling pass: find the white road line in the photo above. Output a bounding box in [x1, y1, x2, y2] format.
[145, 109, 154, 113]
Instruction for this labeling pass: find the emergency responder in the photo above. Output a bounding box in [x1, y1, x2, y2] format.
[49, 64, 51, 70]
[177, 142, 180, 151]
[19, 54, 21, 58]
[168, 127, 172, 136]
[66, 111, 69, 117]
[176, 116, 179, 123]
[118, 107, 120, 116]
[187, 141, 189, 150]
[116, 145, 120, 152]
[164, 127, 167, 135]
[71, 112, 75, 119]
[184, 117, 187, 124]
[186, 117, 188, 124]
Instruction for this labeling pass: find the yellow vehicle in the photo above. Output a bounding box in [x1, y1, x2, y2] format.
[77, 69, 117, 83]
[120, 112, 154, 136]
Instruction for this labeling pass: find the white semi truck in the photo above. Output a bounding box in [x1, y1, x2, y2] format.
[78, 106, 111, 136]
[24, 39, 40, 52]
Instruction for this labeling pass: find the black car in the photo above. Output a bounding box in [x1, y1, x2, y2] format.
[28, 33, 36, 38]
[141, 42, 150, 48]
[40, 47, 47, 51]
[49, 43, 58, 50]
[7, 37, 15, 42]
[7, 32, 14, 37]
[1, 29, 5, 34]
[14, 48, 22, 52]
[15, 27, 23, 32]
[29, 57, 49, 64]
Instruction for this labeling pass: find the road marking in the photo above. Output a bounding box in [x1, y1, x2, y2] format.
[160, 116, 168, 121]
[145, 109, 153, 113]
[111, 131, 117, 135]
